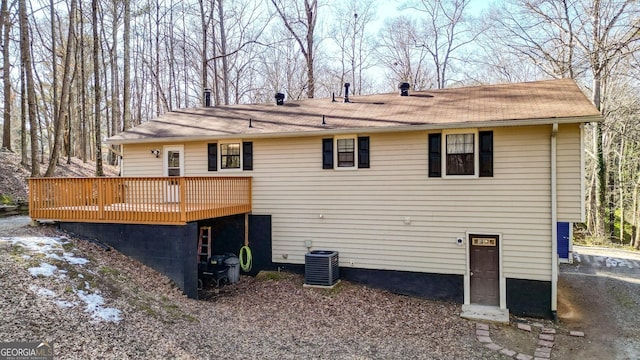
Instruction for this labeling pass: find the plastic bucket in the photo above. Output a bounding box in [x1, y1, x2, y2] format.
[225, 256, 240, 284]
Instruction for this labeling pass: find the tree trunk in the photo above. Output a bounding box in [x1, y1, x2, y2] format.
[618, 136, 625, 243]
[122, 0, 131, 130]
[20, 61, 27, 166]
[110, 1, 120, 166]
[79, 0, 87, 162]
[305, 0, 316, 98]
[270, 0, 317, 99]
[92, 0, 103, 176]
[19, 0, 39, 177]
[155, 2, 161, 116]
[198, 0, 209, 106]
[632, 179, 639, 247]
[50, 0, 58, 150]
[1, 0, 10, 150]
[218, 0, 229, 105]
[593, 79, 606, 239]
[45, 0, 76, 177]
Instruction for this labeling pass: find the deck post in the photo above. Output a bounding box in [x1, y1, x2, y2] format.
[97, 179, 105, 220]
[179, 177, 187, 223]
[244, 213, 249, 246]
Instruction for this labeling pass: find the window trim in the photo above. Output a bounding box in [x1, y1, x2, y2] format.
[334, 135, 358, 170]
[219, 140, 243, 172]
[442, 129, 479, 179]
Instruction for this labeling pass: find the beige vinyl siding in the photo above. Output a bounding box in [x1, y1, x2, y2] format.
[121, 143, 165, 177]
[249, 126, 553, 282]
[120, 124, 581, 283]
[556, 123, 582, 222]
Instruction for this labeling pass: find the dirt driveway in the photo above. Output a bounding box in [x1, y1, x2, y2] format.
[558, 245, 640, 359]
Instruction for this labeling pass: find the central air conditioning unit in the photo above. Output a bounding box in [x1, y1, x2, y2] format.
[305, 250, 339, 286]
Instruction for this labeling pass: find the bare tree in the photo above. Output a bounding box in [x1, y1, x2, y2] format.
[329, 0, 377, 95]
[408, 0, 477, 88]
[1, 0, 11, 150]
[122, 0, 131, 131]
[375, 16, 433, 90]
[486, 0, 640, 240]
[270, 0, 318, 98]
[45, 0, 77, 177]
[92, 0, 103, 176]
[19, 0, 38, 176]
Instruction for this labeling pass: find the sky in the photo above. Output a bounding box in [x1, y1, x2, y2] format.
[375, 0, 493, 23]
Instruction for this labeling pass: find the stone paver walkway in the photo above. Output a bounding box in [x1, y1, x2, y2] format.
[475, 321, 585, 359]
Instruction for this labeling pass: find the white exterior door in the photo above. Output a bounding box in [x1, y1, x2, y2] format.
[164, 145, 184, 203]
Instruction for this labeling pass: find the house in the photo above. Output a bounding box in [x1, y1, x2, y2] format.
[30, 79, 602, 319]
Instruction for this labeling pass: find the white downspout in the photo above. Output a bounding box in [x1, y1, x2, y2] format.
[551, 123, 558, 320]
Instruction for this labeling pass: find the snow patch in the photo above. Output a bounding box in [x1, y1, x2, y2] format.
[54, 300, 76, 309]
[46, 253, 64, 261]
[77, 290, 122, 322]
[28, 263, 58, 277]
[29, 285, 56, 297]
[64, 253, 89, 265]
[3, 235, 120, 323]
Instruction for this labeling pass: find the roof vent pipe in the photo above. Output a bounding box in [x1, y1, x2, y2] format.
[275, 92, 285, 105]
[399, 82, 410, 96]
[344, 83, 350, 103]
[204, 88, 212, 107]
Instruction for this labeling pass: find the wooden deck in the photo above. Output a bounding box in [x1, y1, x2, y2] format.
[29, 176, 252, 225]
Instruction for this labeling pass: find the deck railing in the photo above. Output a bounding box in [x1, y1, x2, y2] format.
[29, 176, 252, 225]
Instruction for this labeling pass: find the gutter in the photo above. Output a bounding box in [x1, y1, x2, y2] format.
[105, 115, 603, 145]
[551, 123, 558, 321]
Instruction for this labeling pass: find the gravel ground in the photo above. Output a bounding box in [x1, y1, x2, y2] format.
[558, 246, 640, 359]
[0, 216, 504, 359]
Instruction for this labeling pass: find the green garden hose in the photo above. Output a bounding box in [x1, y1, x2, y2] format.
[239, 245, 252, 272]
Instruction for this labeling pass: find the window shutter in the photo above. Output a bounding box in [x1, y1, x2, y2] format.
[207, 143, 217, 171]
[242, 142, 253, 170]
[428, 133, 441, 177]
[322, 138, 333, 169]
[357, 136, 370, 168]
[479, 131, 493, 177]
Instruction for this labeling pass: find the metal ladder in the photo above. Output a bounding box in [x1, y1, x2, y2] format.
[197, 226, 212, 263]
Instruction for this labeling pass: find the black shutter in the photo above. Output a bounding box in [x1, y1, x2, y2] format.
[428, 133, 441, 177]
[322, 138, 333, 169]
[207, 143, 217, 171]
[243, 141, 253, 170]
[357, 136, 370, 168]
[479, 131, 493, 177]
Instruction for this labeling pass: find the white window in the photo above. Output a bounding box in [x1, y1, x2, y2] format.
[337, 138, 355, 168]
[332, 135, 357, 169]
[446, 133, 475, 175]
[220, 142, 241, 169]
[442, 129, 479, 178]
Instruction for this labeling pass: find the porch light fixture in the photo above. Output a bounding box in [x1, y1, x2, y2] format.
[151, 149, 160, 158]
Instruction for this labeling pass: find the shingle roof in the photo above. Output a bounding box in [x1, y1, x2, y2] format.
[107, 79, 602, 144]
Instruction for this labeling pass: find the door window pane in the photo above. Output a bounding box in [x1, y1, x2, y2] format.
[167, 151, 181, 176]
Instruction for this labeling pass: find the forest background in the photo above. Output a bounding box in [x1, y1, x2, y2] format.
[1, 0, 640, 247]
